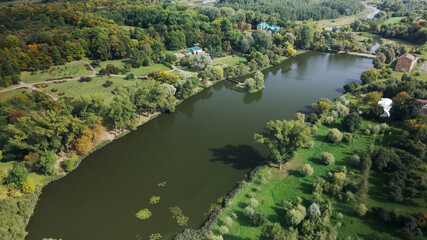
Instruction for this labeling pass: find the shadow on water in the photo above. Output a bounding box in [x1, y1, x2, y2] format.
[242, 90, 263, 104]
[209, 144, 264, 170]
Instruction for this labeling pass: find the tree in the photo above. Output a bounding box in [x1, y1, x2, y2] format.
[189, 52, 212, 70]
[212, 66, 224, 80]
[308, 203, 321, 217]
[253, 30, 272, 50]
[302, 163, 314, 176]
[21, 177, 35, 194]
[356, 203, 368, 216]
[344, 81, 358, 92]
[254, 118, 311, 169]
[254, 70, 265, 90]
[360, 68, 379, 85]
[4, 162, 28, 188]
[363, 91, 382, 104]
[244, 78, 257, 93]
[327, 128, 343, 143]
[36, 151, 56, 175]
[342, 112, 362, 132]
[390, 92, 422, 121]
[322, 152, 335, 165]
[312, 99, 333, 114]
[166, 30, 186, 50]
[75, 132, 94, 155]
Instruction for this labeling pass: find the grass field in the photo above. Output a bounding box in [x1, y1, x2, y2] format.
[312, 6, 377, 29]
[95, 60, 170, 76]
[213, 56, 248, 67]
[356, 32, 415, 47]
[0, 88, 32, 100]
[383, 17, 405, 25]
[21, 60, 91, 84]
[39, 77, 139, 104]
[214, 114, 424, 239]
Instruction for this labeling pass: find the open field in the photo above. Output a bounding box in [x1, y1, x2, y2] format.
[21, 60, 91, 84]
[383, 17, 405, 25]
[311, 6, 377, 29]
[39, 77, 139, 104]
[95, 60, 170, 76]
[355, 32, 416, 47]
[213, 56, 248, 66]
[214, 115, 424, 239]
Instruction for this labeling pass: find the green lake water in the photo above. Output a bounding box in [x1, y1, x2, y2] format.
[26, 52, 372, 240]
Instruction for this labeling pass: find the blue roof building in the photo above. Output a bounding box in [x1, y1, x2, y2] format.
[183, 46, 204, 55]
[257, 22, 280, 33]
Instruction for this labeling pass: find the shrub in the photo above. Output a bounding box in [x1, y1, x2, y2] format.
[62, 160, 74, 172]
[244, 206, 254, 217]
[307, 113, 318, 123]
[103, 80, 113, 87]
[4, 162, 28, 189]
[302, 164, 314, 177]
[342, 112, 362, 132]
[249, 198, 259, 208]
[327, 128, 343, 143]
[344, 81, 358, 92]
[135, 209, 151, 220]
[337, 212, 343, 219]
[285, 204, 306, 226]
[343, 133, 353, 143]
[322, 152, 335, 165]
[224, 216, 233, 227]
[356, 203, 368, 216]
[350, 154, 360, 166]
[219, 226, 229, 234]
[323, 116, 335, 125]
[251, 212, 267, 226]
[21, 177, 35, 194]
[308, 203, 321, 217]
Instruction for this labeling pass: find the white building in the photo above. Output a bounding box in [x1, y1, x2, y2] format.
[378, 98, 392, 117]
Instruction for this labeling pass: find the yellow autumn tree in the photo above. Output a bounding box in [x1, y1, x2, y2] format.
[75, 133, 94, 155]
[21, 177, 35, 194]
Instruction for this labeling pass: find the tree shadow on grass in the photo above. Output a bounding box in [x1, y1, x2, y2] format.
[209, 144, 264, 170]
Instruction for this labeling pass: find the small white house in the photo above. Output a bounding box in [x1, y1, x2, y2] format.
[378, 98, 392, 117]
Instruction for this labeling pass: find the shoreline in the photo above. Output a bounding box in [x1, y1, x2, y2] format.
[20, 51, 305, 238]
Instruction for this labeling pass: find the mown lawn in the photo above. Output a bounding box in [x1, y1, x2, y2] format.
[214, 116, 421, 240]
[39, 77, 139, 104]
[213, 56, 248, 67]
[95, 60, 170, 76]
[21, 60, 91, 83]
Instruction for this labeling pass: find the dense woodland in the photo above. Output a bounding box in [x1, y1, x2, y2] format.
[216, 0, 365, 21]
[0, 0, 426, 239]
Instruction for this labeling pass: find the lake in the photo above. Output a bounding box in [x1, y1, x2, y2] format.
[26, 52, 372, 240]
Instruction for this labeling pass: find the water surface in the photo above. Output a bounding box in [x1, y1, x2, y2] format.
[26, 52, 372, 240]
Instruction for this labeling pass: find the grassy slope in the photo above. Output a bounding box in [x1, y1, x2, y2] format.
[0, 88, 32, 100]
[39, 77, 138, 104]
[215, 117, 424, 239]
[95, 60, 170, 76]
[213, 56, 248, 67]
[21, 60, 91, 83]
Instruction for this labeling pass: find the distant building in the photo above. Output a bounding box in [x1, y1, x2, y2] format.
[257, 22, 280, 34]
[395, 54, 418, 72]
[378, 98, 393, 118]
[183, 46, 204, 55]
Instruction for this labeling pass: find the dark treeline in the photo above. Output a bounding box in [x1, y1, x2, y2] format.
[378, 0, 427, 17]
[216, 0, 365, 21]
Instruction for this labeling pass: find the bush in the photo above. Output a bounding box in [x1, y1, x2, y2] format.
[344, 81, 358, 92]
[224, 216, 233, 227]
[219, 226, 229, 234]
[343, 133, 353, 142]
[149, 196, 161, 204]
[327, 128, 343, 143]
[244, 206, 254, 217]
[322, 152, 335, 165]
[36, 151, 56, 175]
[323, 116, 335, 125]
[103, 80, 113, 87]
[302, 164, 314, 176]
[251, 212, 267, 226]
[4, 162, 28, 189]
[337, 212, 343, 219]
[356, 203, 368, 216]
[342, 112, 362, 132]
[308, 203, 321, 217]
[21, 177, 35, 194]
[350, 154, 360, 166]
[249, 198, 259, 208]
[62, 160, 74, 172]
